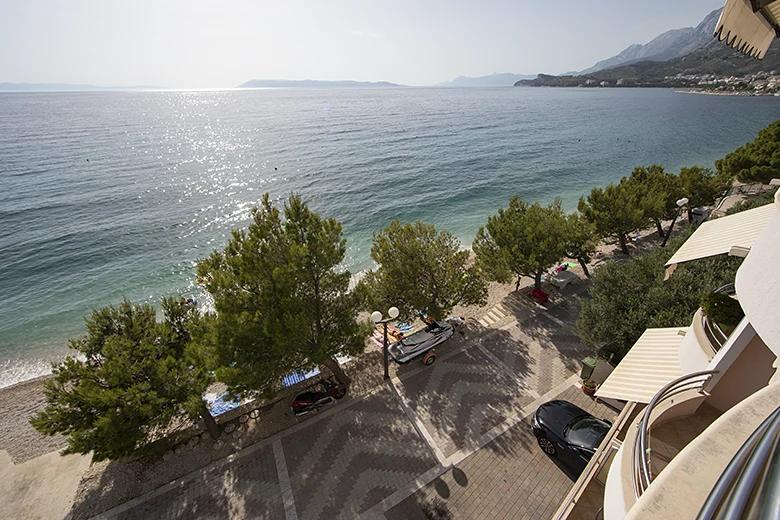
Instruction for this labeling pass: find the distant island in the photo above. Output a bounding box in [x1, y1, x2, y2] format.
[0, 83, 166, 92]
[237, 79, 403, 88]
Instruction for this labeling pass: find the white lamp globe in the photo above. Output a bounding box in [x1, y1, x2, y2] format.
[389, 306, 399, 319]
[371, 311, 382, 323]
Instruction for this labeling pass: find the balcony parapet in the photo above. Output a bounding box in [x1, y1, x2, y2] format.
[624, 382, 780, 520]
[632, 371, 718, 498]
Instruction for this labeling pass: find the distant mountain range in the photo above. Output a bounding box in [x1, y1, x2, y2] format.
[568, 8, 724, 75]
[238, 79, 402, 88]
[516, 39, 780, 88]
[437, 73, 536, 87]
[0, 82, 165, 92]
[517, 7, 780, 89]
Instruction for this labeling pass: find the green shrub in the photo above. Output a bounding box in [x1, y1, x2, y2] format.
[575, 225, 744, 363]
[701, 292, 744, 328]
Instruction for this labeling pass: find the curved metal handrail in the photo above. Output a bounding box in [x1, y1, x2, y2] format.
[714, 282, 735, 295]
[633, 370, 719, 498]
[702, 313, 729, 353]
[696, 405, 780, 520]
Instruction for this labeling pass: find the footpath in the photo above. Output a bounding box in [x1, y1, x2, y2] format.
[87, 282, 618, 520]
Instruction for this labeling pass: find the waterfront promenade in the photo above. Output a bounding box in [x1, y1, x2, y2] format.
[78, 283, 617, 520]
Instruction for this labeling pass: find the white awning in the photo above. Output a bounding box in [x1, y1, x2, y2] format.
[664, 203, 775, 276]
[595, 328, 686, 404]
[714, 0, 780, 59]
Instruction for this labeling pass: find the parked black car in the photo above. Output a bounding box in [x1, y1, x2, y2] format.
[531, 400, 611, 473]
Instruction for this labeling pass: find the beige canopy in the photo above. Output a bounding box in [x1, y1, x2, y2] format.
[595, 328, 687, 404]
[715, 0, 780, 59]
[664, 203, 775, 278]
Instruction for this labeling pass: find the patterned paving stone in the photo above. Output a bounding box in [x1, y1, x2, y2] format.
[281, 386, 436, 520]
[482, 322, 587, 397]
[397, 347, 536, 458]
[115, 444, 282, 520]
[385, 386, 620, 520]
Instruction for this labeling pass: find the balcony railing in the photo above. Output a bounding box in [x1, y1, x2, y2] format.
[632, 370, 719, 498]
[696, 404, 780, 519]
[701, 283, 736, 354]
[551, 402, 636, 520]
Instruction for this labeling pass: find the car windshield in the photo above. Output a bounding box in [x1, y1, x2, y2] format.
[564, 416, 610, 449]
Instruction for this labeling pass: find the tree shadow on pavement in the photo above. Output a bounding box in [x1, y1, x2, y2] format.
[519, 315, 587, 375]
[395, 327, 536, 461]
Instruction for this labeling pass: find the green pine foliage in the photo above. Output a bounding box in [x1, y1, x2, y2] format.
[360, 220, 487, 321]
[474, 196, 568, 290]
[563, 212, 598, 277]
[30, 298, 212, 461]
[196, 193, 366, 394]
[578, 177, 648, 255]
[629, 165, 684, 237]
[574, 227, 743, 363]
[717, 120, 780, 184]
[678, 166, 731, 220]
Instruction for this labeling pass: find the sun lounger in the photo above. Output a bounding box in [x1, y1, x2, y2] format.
[530, 288, 549, 304]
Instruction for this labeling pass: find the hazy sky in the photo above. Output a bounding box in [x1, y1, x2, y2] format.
[1, 0, 726, 88]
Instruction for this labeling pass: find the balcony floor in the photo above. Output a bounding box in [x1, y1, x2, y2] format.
[567, 480, 604, 520]
[648, 403, 722, 478]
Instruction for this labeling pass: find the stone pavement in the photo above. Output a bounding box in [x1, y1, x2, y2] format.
[383, 386, 617, 520]
[94, 285, 614, 520]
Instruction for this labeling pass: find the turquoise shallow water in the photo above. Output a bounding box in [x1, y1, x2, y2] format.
[0, 87, 778, 387]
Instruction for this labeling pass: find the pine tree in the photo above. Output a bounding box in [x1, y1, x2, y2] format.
[578, 178, 648, 255]
[360, 220, 487, 321]
[474, 197, 568, 290]
[716, 119, 780, 184]
[629, 164, 683, 237]
[30, 298, 216, 461]
[196, 193, 365, 391]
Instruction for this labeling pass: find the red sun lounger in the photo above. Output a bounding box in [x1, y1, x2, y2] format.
[530, 288, 549, 304]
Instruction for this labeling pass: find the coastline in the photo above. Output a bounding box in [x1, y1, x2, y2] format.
[675, 88, 780, 97]
[0, 374, 68, 464]
[0, 221, 715, 519]
[0, 226, 635, 464]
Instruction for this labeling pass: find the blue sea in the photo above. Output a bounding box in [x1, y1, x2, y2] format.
[1, 87, 778, 387]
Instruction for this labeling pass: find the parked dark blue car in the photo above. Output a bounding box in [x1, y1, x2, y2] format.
[531, 400, 611, 473]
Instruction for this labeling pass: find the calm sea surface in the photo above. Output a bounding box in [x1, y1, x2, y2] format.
[1, 87, 778, 387]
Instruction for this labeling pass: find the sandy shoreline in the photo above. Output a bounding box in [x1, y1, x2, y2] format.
[0, 374, 68, 463]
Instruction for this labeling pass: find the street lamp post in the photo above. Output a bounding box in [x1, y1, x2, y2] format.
[371, 306, 399, 380]
[661, 197, 689, 247]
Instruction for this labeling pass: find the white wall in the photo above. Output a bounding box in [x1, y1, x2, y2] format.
[679, 321, 711, 374]
[735, 190, 780, 358]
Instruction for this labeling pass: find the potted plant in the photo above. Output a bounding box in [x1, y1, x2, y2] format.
[701, 291, 744, 335]
[582, 379, 597, 396]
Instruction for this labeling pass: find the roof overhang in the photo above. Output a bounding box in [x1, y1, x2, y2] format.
[595, 328, 687, 404]
[714, 0, 780, 59]
[664, 203, 775, 278]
